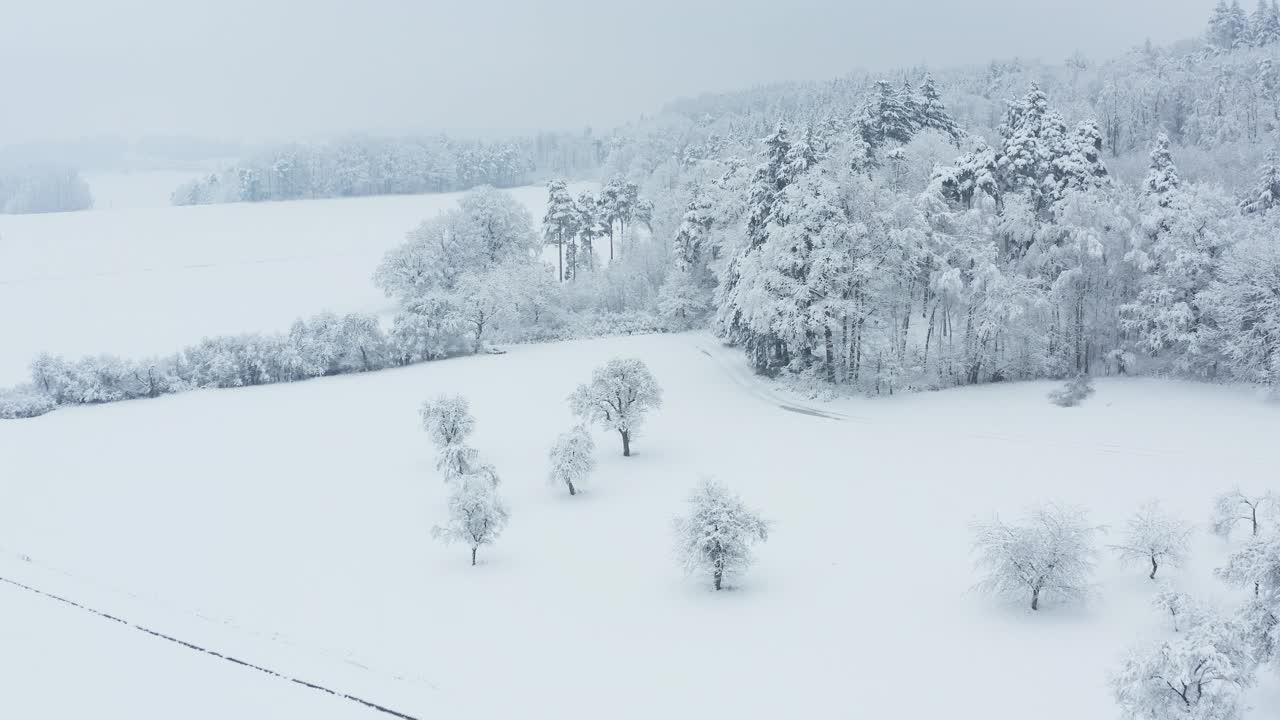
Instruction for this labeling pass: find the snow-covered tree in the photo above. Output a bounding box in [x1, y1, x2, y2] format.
[1111, 501, 1194, 580]
[1202, 228, 1280, 386]
[861, 80, 918, 150]
[1252, 0, 1280, 45]
[575, 190, 603, 273]
[971, 502, 1104, 610]
[1049, 374, 1095, 407]
[547, 425, 595, 496]
[1217, 530, 1280, 603]
[672, 478, 769, 591]
[543, 179, 578, 282]
[1210, 0, 1250, 49]
[568, 358, 663, 457]
[1113, 617, 1256, 720]
[914, 73, 963, 145]
[420, 394, 479, 479]
[432, 472, 510, 566]
[457, 185, 540, 267]
[1153, 585, 1208, 633]
[1239, 152, 1280, 215]
[1211, 488, 1274, 538]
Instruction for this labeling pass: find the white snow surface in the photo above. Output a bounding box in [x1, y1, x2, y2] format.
[0, 182, 583, 385]
[2, 331, 1279, 719]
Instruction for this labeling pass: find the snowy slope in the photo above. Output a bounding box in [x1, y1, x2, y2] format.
[0, 183, 587, 385]
[2, 331, 1277, 719]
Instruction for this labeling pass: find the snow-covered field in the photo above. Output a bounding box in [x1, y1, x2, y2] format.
[2, 330, 1279, 719]
[3, 177, 1278, 719]
[0, 174, 581, 385]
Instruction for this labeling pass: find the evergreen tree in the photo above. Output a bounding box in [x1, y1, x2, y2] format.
[1209, 0, 1237, 50]
[996, 83, 1072, 217]
[1250, 0, 1280, 45]
[861, 80, 918, 150]
[1145, 133, 1182, 210]
[542, 179, 578, 282]
[574, 191, 603, 272]
[672, 188, 716, 277]
[915, 73, 963, 145]
[716, 123, 809, 372]
[598, 179, 623, 261]
[1229, 0, 1251, 46]
[1239, 150, 1280, 215]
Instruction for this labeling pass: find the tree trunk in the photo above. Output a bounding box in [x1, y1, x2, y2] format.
[1150, 556, 1159, 580]
[620, 430, 631, 457]
[471, 546, 477, 566]
[567, 480, 576, 496]
[557, 237, 564, 281]
[609, 226, 615, 261]
[824, 325, 835, 383]
[714, 568, 723, 591]
[1031, 585, 1041, 611]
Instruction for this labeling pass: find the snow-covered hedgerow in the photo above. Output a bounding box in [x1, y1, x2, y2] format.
[1, 311, 394, 419]
[0, 384, 58, 419]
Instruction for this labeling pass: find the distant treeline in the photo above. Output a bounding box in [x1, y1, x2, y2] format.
[170, 131, 607, 205]
[0, 164, 92, 214]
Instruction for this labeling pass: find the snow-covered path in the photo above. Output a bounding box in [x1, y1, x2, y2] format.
[2, 332, 1278, 718]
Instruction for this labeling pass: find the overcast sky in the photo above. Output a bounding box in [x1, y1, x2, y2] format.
[3, 0, 1219, 143]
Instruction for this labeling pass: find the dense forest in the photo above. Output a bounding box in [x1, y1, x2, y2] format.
[581, 2, 1280, 394]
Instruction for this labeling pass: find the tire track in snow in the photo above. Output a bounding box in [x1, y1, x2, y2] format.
[694, 344, 858, 422]
[693, 340, 1180, 459]
[0, 546, 436, 692]
[0, 574, 422, 720]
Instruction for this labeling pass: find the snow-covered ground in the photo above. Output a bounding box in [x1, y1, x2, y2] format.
[0, 181, 582, 385]
[2, 330, 1278, 719]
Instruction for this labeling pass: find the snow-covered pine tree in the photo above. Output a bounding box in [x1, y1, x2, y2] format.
[1212, 0, 1250, 48]
[732, 166, 853, 382]
[568, 358, 662, 457]
[547, 425, 595, 496]
[672, 478, 769, 591]
[1229, 0, 1251, 47]
[598, 179, 623, 261]
[1250, 0, 1280, 45]
[971, 502, 1103, 610]
[1121, 138, 1231, 368]
[543, 179, 578, 282]
[914, 73, 963, 145]
[1239, 151, 1280, 215]
[574, 190, 602, 272]
[716, 123, 818, 373]
[861, 80, 918, 151]
[432, 471, 510, 566]
[1110, 501, 1193, 580]
[996, 83, 1073, 218]
[672, 188, 716, 278]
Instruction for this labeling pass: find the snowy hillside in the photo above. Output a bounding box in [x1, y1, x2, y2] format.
[2, 331, 1277, 718]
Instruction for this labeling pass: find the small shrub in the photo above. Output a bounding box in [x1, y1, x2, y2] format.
[1049, 373, 1095, 407]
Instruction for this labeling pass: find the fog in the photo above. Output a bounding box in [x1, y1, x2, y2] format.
[4, 0, 1218, 143]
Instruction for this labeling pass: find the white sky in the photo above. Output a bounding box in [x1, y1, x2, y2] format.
[2, 0, 1220, 143]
